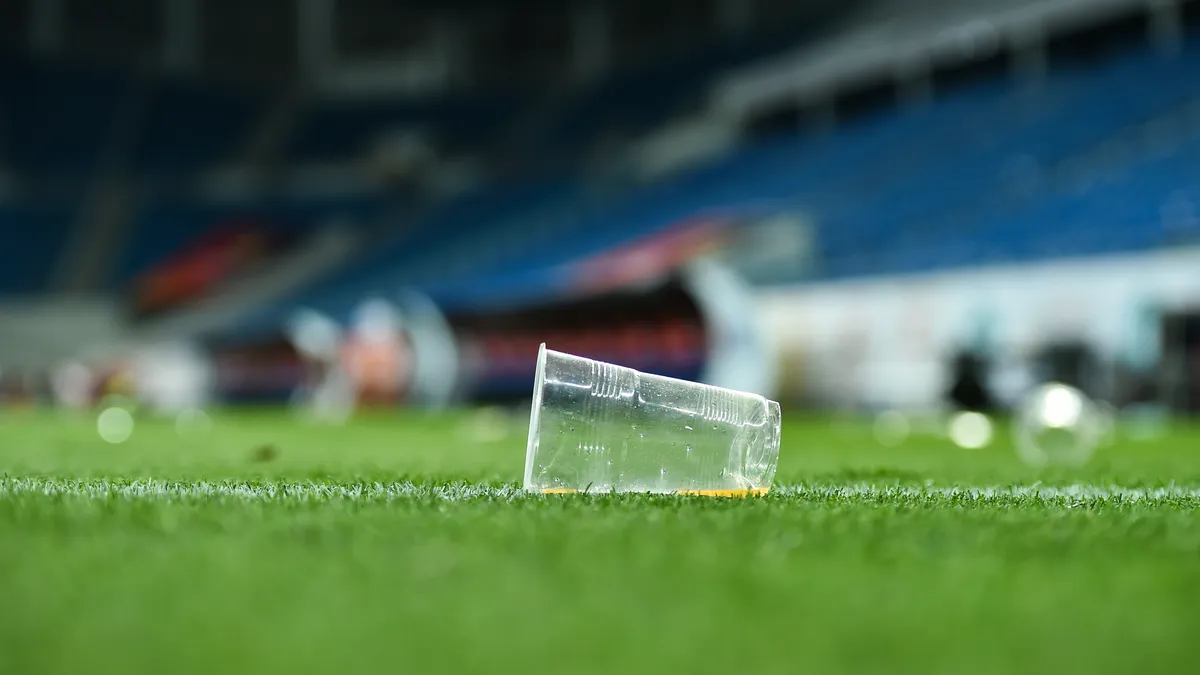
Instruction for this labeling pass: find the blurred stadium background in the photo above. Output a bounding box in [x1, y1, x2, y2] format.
[1, 0, 1199, 423]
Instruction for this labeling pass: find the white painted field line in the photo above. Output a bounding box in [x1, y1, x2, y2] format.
[0, 478, 523, 503]
[0, 478, 1199, 504]
[776, 483, 1200, 502]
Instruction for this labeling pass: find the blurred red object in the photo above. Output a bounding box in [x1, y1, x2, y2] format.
[133, 223, 274, 316]
[573, 219, 728, 295]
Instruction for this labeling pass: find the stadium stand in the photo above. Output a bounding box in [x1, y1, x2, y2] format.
[112, 193, 390, 285]
[814, 40, 1200, 277]
[0, 51, 272, 295]
[227, 173, 585, 333]
[215, 25, 1200, 338]
[132, 78, 265, 175]
[531, 27, 820, 164]
[544, 33, 1200, 279]
[0, 50, 130, 179]
[0, 0, 853, 300]
[285, 89, 529, 164]
[2, 1, 1197, 313]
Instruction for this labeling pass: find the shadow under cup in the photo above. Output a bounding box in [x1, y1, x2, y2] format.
[524, 344, 782, 495]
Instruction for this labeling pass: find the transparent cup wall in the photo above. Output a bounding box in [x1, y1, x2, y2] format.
[525, 344, 782, 495]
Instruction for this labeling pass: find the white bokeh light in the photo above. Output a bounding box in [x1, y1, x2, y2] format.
[948, 411, 993, 449]
[97, 407, 135, 444]
[134, 342, 214, 414]
[51, 361, 94, 410]
[1038, 384, 1083, 429]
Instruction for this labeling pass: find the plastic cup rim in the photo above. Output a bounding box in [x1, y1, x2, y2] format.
[524, 343, 548, 489]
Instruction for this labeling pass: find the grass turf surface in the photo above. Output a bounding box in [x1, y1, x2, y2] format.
[1, 408, 1199, 674]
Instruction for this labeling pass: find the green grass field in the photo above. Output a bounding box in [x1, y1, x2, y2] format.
[2, 407, 1199, 674]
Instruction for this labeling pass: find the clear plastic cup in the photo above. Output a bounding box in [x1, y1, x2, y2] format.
[524, 344, 782, 495]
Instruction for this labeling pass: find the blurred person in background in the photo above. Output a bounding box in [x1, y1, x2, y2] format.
[287, 309, 356, 423]
[342, 299, 414, 406]
[946, 351, 996, 413]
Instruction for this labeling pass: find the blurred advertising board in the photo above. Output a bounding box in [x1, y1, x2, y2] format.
[759, 247, 1200, 410]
